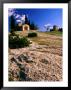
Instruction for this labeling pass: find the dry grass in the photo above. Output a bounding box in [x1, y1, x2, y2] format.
[14, 31, 62, 46]
[28, 31, 62, 47]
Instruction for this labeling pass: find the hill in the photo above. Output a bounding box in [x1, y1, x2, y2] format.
[9, 31, 62, 81]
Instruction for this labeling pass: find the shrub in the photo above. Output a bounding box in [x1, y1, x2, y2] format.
[9, 32, 19, 37]
[28, 32, 37, 37]
[58, 28, 63, 32]
[9, 34, 30, 49]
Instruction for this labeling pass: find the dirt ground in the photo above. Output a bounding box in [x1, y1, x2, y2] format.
[9, 31, 62, 81]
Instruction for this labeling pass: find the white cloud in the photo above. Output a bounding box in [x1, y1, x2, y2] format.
[57, 25, 61, 29]
[8, 9, 26, 24]
[21, 15, 25, 21]
[8, 9, 15, 16]
[16, 14, 25, 24]
[44, 23, 51, 27]
[16, 19, 21, 23]
[15, 14, 20, 19]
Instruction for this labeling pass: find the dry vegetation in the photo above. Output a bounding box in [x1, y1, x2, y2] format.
[9, 31, 62, 81]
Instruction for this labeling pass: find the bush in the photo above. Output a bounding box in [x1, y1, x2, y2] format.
[58, 28, 63, 32]
[28, 32, 37, 37]
[9, 32, 19, 37]
[9, 35, 30, 49]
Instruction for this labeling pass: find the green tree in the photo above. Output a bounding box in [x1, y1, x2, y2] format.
[58, 28, 63, 32]
[24, 15, 29, 24]
[28, 20, 31, 26]
[10, 15, 16, 34]
[30, 22, 38, 30]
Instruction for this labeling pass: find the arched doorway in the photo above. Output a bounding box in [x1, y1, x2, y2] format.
[23, 24, 30, 31]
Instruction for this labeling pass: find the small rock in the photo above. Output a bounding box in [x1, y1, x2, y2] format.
[29, 40, 32, 44]
[27, 56, 33, 63]
[41, 59, 48, 64]
[18, 54, 28, 62]
[17, 54, 33, 63]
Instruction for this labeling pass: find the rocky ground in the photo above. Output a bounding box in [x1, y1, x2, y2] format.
[9, 32, 62, 81]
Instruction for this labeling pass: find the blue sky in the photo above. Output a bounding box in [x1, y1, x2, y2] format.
[8, 8, 62, 31]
